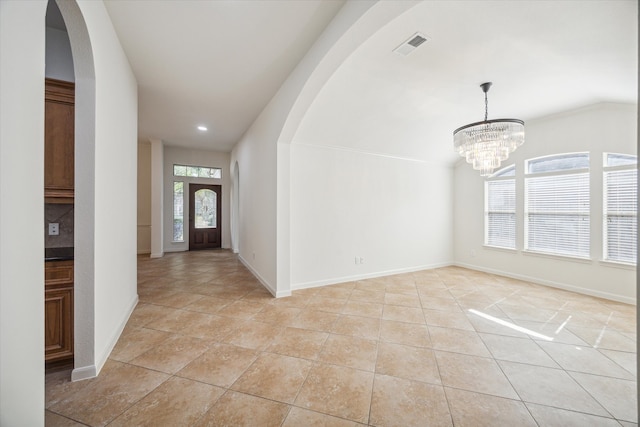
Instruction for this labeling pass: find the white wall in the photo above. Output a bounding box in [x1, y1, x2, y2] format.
[163, 146, 231, 251]
[137, 141, 151, 254]
[45, 26, 74, 81]
[231, 114, 280, 293]
[0, 1, 47, 425]
[291, 143, 453, 288]
[231, 1, 416, 296]
[0, 3, 138, 412]
[454, 103, 637, 303]
[281, 0, 455, 290]
[150, 139, 164, 258]
[69, 0, 139, 377]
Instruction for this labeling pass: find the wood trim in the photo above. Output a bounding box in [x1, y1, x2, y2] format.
[45, 78, 75, 104]
[45, 196, 74, 204]
[44, 188, 74, 204]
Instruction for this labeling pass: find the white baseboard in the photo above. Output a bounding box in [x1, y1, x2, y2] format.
[238, 255, 281, 297]
[276, 289, 292, 298]
[97, 294, 139, 373]
[72, 294, 139, 381]
[150, 251, 164, 258]
[71, 365, 97, 382]
[454, 261, 636, 305]
[291, 261, 452, 291]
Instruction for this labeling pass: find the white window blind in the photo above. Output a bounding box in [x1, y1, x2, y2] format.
[486, 179, 516, 248]
[604, 167, 637, 264]
[525, 171, 590, 258]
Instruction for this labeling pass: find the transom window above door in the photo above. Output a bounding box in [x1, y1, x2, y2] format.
[173, 164, 222, 179]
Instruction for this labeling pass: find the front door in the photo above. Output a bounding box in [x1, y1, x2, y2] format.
[189, 184, 222, 250]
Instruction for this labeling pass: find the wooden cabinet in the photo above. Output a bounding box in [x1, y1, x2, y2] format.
[45, 78, 75, 204]
[45, 260, 73, 365]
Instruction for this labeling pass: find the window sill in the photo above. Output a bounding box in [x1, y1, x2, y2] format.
[599, 259, 636, 270]
[522, 250, 592, 264]
[483, 245, 517, 253]
[172, 240, 184, 244]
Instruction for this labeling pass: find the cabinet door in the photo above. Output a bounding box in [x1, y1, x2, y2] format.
[44, 78, 75, 203]
[44, 99, 74, 191]
[44, 287, 73, 361]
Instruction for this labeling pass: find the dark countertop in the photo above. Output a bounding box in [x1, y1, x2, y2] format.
[45, 247, 74, 262]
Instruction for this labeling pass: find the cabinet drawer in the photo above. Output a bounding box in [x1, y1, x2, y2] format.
[45, 261, 74, 285]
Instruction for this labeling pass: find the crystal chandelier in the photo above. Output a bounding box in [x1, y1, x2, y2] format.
[453, 82, 524, 176]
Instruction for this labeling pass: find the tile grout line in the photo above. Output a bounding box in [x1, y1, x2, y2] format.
[50, 255, 636, 426]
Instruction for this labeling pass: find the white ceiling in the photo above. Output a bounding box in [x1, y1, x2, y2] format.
[295, 0, 638, 164]
[103, 0, 345, 151]
[103, 0, 637, 162]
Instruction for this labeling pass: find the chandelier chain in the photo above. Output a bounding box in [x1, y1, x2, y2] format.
[484, 91, 488, 122]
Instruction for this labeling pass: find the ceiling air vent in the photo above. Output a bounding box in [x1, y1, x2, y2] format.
[393, 32, 430, 56]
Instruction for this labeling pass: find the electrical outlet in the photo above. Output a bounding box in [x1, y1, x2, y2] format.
[360, 257, 365, 264]
[48, 223, 59, 236]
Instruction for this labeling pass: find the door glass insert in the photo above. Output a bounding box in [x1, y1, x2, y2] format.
[194, 189, 216, 228]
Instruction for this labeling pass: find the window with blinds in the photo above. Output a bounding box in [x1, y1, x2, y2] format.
[485, 165, 516, 248]
[525, 153, 590, 258]
[604, 153, 637, 264]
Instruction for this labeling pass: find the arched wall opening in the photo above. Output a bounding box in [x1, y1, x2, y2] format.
[272, 1, 418, 295]
[5, 0, 141, 422]
[0, 0, 100, 422]
[228, 1, 418, 296]
[53, 0, 98, 380]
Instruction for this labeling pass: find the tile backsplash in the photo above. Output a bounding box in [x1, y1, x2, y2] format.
[45, 204, 74, 248]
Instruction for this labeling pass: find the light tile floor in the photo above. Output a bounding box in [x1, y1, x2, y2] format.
[46, 250, 637, 426]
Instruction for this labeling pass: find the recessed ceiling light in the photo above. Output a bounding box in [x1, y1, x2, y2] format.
[197, 125, 208, 131]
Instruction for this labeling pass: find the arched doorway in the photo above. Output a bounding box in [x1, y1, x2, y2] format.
[50, 0, 98, 381]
